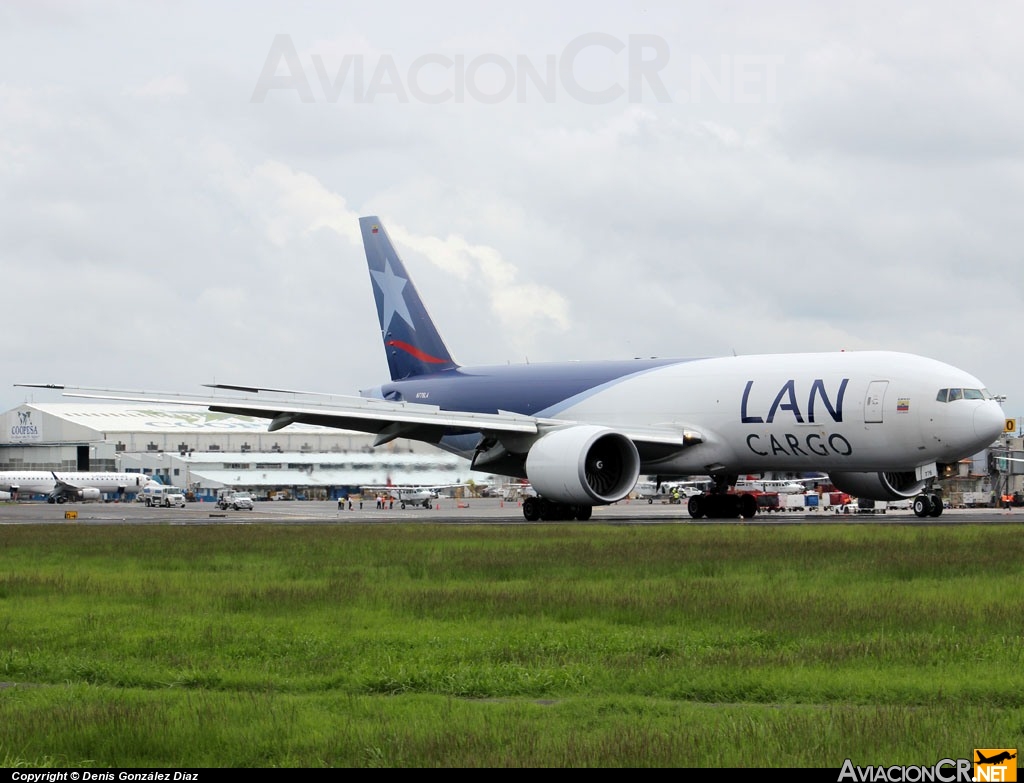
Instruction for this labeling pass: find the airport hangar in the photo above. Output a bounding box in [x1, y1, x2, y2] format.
[1, 402, 490, 502]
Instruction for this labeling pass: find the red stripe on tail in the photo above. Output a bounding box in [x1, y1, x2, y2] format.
[386, 339, 448, 364]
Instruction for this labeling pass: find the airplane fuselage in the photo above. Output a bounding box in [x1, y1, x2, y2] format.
[0, 471, 150, 500]
[368, 350, 1003, 476]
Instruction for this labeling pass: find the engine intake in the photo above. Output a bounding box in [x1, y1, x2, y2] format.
[828, 471, 926, 501]
[525, 425, 640, 505]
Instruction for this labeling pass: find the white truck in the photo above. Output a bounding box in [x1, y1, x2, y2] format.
[144, 485, 187, 508]
[217, 491, 254, 510]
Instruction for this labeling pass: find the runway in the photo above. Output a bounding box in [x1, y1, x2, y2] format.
[0, 497, 1020, 525]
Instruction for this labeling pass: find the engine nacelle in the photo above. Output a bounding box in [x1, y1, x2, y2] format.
[525, 425, 640, 505]
[828, 471, 926, 501]
[77, 487, 102, 501]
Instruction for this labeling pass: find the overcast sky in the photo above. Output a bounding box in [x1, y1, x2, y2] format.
[3, 1, 1023, 428]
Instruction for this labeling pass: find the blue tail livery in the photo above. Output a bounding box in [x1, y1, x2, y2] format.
[359, 217, 458, 381]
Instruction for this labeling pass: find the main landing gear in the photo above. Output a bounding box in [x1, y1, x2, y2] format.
[686, 474, 758, 520]
[521, 496, 593, 521]
[686, 492, 758, 520]
[912, 492, 944, 518]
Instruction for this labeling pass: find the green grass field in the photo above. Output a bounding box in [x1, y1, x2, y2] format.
[1, 523, 1021, 767]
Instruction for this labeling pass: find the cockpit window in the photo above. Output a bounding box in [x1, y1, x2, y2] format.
[938, 387, 993, 403]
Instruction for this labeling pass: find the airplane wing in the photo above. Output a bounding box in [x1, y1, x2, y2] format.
[50, 472, 83, 494]
[17, 384, 699, 451]
[47, 477, 116, 502]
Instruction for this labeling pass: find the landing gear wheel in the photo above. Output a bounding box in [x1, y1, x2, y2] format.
[575, 505, 593, 521]
[687, 495, 704, 519]
[522, 497, 540, 521]
[400, 502, 406, 509]
[723, 494, 743, 519]
[425, 501, 432, 509]
[739, 493, 758, 519]
[927, 493, 943, 517]
[912, 494, 933, 518]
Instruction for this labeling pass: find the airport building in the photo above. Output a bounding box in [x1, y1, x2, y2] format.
[1, 402, 484, 501]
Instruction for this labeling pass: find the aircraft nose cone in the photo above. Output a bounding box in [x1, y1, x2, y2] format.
[974, 402, 1005, 442]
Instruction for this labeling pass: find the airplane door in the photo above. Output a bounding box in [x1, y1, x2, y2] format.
[864, 381, 888, 424]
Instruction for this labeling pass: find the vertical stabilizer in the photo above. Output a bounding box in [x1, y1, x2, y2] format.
[359, 216, 459, 380]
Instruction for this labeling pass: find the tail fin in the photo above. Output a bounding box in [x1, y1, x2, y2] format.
[359, 216, 459, 380]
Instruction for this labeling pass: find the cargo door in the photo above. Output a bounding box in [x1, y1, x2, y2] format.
[864, 381, 888, 424]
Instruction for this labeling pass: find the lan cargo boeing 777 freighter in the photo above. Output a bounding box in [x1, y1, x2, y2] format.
[19, 216, 1006, 521]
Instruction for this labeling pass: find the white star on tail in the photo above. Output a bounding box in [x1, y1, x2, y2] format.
[370, 261, 414, 331]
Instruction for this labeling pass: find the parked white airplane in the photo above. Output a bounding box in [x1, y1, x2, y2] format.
[501, 482, 537, 502]
[18, 216, 1008, 521]
[632, 479, 703, 503]
[0, 471, 156, 503]
[732, 477, 824, 494]
[362, 484, 466, 509]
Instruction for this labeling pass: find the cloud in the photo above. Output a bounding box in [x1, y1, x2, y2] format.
[124, 75, 189, 98]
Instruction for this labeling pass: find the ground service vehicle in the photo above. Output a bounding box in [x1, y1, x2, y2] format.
[218, 491, 254, 510]
[145, 486, 187, 508]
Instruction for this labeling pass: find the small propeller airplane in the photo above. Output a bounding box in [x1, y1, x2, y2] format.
[361, 483, 466, 509]
[731, 475, 826, 494]
[501, 481, 537, 502]
[632, 479, 705, 503]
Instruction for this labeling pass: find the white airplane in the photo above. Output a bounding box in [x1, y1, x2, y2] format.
[732, 476, 824, 494]
[0, 471, 156, 503]
[362, 484, 465, 509]
[18, 215, 1008, 521]
[632, 479, 703, 504]
[501, 482, 537, 502]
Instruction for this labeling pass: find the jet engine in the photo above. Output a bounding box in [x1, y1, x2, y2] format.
[65, 488, 103, 502]
[828, 471, 926, 501]
[525, 425, 640, 505]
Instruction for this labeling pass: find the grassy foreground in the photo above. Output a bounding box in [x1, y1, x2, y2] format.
[0, 522, 1022, 767]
